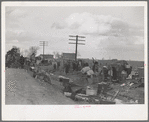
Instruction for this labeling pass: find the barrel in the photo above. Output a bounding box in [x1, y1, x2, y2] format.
[97, 82, 107, 94]
[97, 83, 103, 94]
[61, 78, 70, 87]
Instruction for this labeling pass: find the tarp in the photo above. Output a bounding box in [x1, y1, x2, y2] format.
[81, 66, 90, 74]
[87, 70, 94, 76]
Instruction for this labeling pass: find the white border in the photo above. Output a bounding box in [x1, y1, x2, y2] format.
[2, 1, 148, 120]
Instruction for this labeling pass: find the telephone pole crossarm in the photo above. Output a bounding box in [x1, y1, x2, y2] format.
[68, 35, 86, 61]
[78, 36, 86, 38]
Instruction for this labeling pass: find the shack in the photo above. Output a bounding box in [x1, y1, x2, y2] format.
[39, 54, 54, 62]
[62, 53, 75, 60]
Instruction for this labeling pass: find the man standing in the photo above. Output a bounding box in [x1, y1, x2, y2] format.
[72, 61, 76, 71]
[65, 61, 70, 74]
[57, 61, 60, 70]
[102, 66, 108, 81]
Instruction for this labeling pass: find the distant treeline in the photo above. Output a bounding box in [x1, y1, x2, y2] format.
[127, 61, 144, 69]
[78, 58, 144, 70]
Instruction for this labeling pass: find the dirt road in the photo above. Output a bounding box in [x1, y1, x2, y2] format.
[5, 68, 76, 104]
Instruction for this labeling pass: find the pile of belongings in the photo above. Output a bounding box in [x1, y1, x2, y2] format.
[110, 60, 132, 82]
[126, 70, 139, 80]
[123, 77, 144, 89]
[81, 66, 94, 77]
[32, 67, 52, 84]
[59, 75, 117, 104]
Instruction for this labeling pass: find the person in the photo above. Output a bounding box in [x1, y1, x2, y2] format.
[65, 61, 70, 74]
[112, 67, 117, 81]
[102, 66, 108, 81]
[54, 63, 56, 70]
[92, 61, 98, 72]
[126, 65, 132, 77]
[53, 60, 57, 71]
[76, 61, 79, 71]
[57, 61, 60, 70]
[86, 69, 94, 85]
[78, 60, 82, 71]
[72, 61, 76, 71]
[33, 66, 38, 78]
[98, 64, 102, 76]
[116, 63, 122, 82]
[27, 60, 31, 71]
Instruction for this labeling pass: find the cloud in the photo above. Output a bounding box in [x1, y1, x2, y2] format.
[64, 13, 112, 34]
[6, 29, 43, 43]
[52, 12, 143, 39]
[7, 7, 28, 18]
[51, 12, 144, 54]
[5, 7, 44, 45]
[5, 7, 144, 60]
[51, 22, 65, 29]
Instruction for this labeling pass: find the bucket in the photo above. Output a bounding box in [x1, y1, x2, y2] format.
[86, 88, 97, 96]
[62, 78, 69, 83]
[97, 82, 107, 94]
[62, 78, 70, 87]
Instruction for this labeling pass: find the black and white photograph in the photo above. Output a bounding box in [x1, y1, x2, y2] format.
[2, 1, 148, 121]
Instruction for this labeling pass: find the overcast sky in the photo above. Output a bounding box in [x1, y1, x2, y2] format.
[5, 6, 144, 61]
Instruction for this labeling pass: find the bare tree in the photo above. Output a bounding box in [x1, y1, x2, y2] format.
[53, 51, 56, 57]
[27, 46, 39, 57]
[24, 49, 29, 57]
[53, 51, 61, 59]
[20, 51, 24, 56]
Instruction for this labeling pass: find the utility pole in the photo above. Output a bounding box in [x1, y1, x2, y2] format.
[39, 41, 48, 61]
[69, 35, 85, 61]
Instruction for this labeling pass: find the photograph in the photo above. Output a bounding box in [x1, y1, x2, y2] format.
[2, 1, 148, 121]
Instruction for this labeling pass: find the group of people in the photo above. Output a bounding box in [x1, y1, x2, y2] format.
[52, 60, 61, 71]
[79, 59, 132, 83]
[27, 57, 132, 84]
[63, 60, 89, 74]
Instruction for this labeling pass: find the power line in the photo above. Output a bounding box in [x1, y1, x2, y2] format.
[68, 35, 86, 61]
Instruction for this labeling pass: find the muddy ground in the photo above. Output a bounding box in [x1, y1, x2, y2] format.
[5, 66, 144, 104]
[39, 65, 144, 104]
[5, 68, 76, 104]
